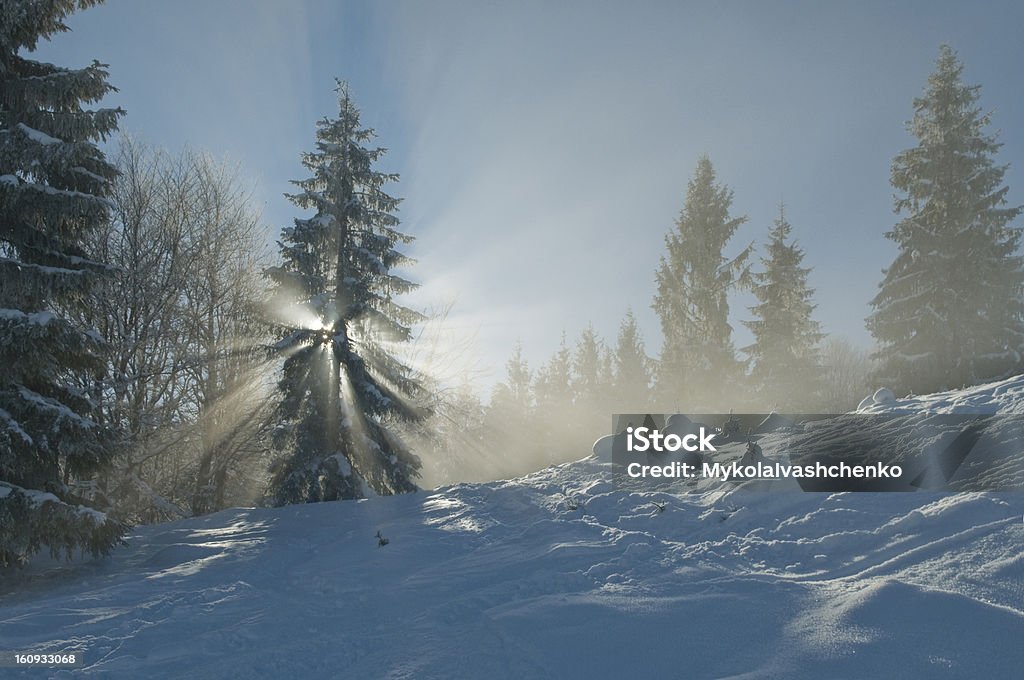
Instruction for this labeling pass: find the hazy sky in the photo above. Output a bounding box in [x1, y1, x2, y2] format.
[33, 0, 1024, 389]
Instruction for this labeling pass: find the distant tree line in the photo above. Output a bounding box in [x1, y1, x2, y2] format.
[424, 44, 1022, 480]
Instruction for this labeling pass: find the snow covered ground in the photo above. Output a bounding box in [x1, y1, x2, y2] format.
[2, 380, 1023, 678]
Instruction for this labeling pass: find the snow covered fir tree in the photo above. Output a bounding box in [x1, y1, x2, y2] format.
[868, 45, 1024, 395]
[653, 156, 752, 409]
[743, 206, 824, 411]
[265, 82, 427, 505]
[0, 0, 127, 566]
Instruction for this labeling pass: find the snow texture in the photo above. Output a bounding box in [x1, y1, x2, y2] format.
[16, 123, 61, 146]
[0, 309, 57, 325]
[0, 408, 33, 446]
[859, 373, 1024, 415]
[17, 385, 95, 430]
[1, 379, 1023, 678]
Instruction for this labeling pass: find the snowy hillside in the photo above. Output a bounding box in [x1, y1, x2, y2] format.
[2, 381, 1024, 678]
[856, 374, 1024, 415]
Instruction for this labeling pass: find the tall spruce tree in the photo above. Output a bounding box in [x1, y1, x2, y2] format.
[653, 156, 752, 409]
[266, 82, 426, 505]
[742, 205, 823, 410]
[1, 0, 127, 565]
[868, 46, 1024, 394]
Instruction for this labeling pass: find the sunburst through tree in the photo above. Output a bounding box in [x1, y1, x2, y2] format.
[265, 81, 428, 505]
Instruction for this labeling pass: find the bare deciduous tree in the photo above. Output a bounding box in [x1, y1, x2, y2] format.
[81, 138, 272, 522]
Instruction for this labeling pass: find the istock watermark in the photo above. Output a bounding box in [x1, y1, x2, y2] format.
[605, 413, 1024, 492]
[625, 425, 718, 453]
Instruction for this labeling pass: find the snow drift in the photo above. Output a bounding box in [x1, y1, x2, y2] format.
[1, 378, 1023, 678]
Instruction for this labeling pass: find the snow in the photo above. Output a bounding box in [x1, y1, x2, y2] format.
[873, 387, 896, 404]
[330, 453, 353, 477]
[17, 385, 95, 430]
[21, 488, 62, 508]
[17, 123, 61, 146]
[0, 257, 85, 277]
[70, 166, 109, 184]
[75, 505, 109, 524]
[362, 381, 390, 406]
[858, 372, 1024, 415]
[0, 407, 34, 446]
[0, 484, 63, 507]
[0, 309, 57, 325]
[2, 379, 1024, 677]
[11, 179, 115, 209]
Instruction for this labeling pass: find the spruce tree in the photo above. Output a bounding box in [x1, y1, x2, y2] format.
[742, 206, 823, 411]
[531, 333, 573, 463]
[497, 341, 532, 411]
[483, 342, 533, 467]
[484, 341, 533, 434]
[266, 82, 426, 505]
[868, 46, 1024, 394]
[483, 346, 532, 426]
[572, 324, 613, 442]
[534, 332, 573, 413]
[1, 0, 127, 566]
[653, 156, 752, 409]
[611, 309, 652, 410]
[572, 325, 605, 405]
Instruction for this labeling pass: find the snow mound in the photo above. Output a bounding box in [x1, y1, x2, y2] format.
[592, 434, 614, 462]
[873, 387, 896, 404]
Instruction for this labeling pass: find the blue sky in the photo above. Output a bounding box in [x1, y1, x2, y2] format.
[33, 0, 1024, 389]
